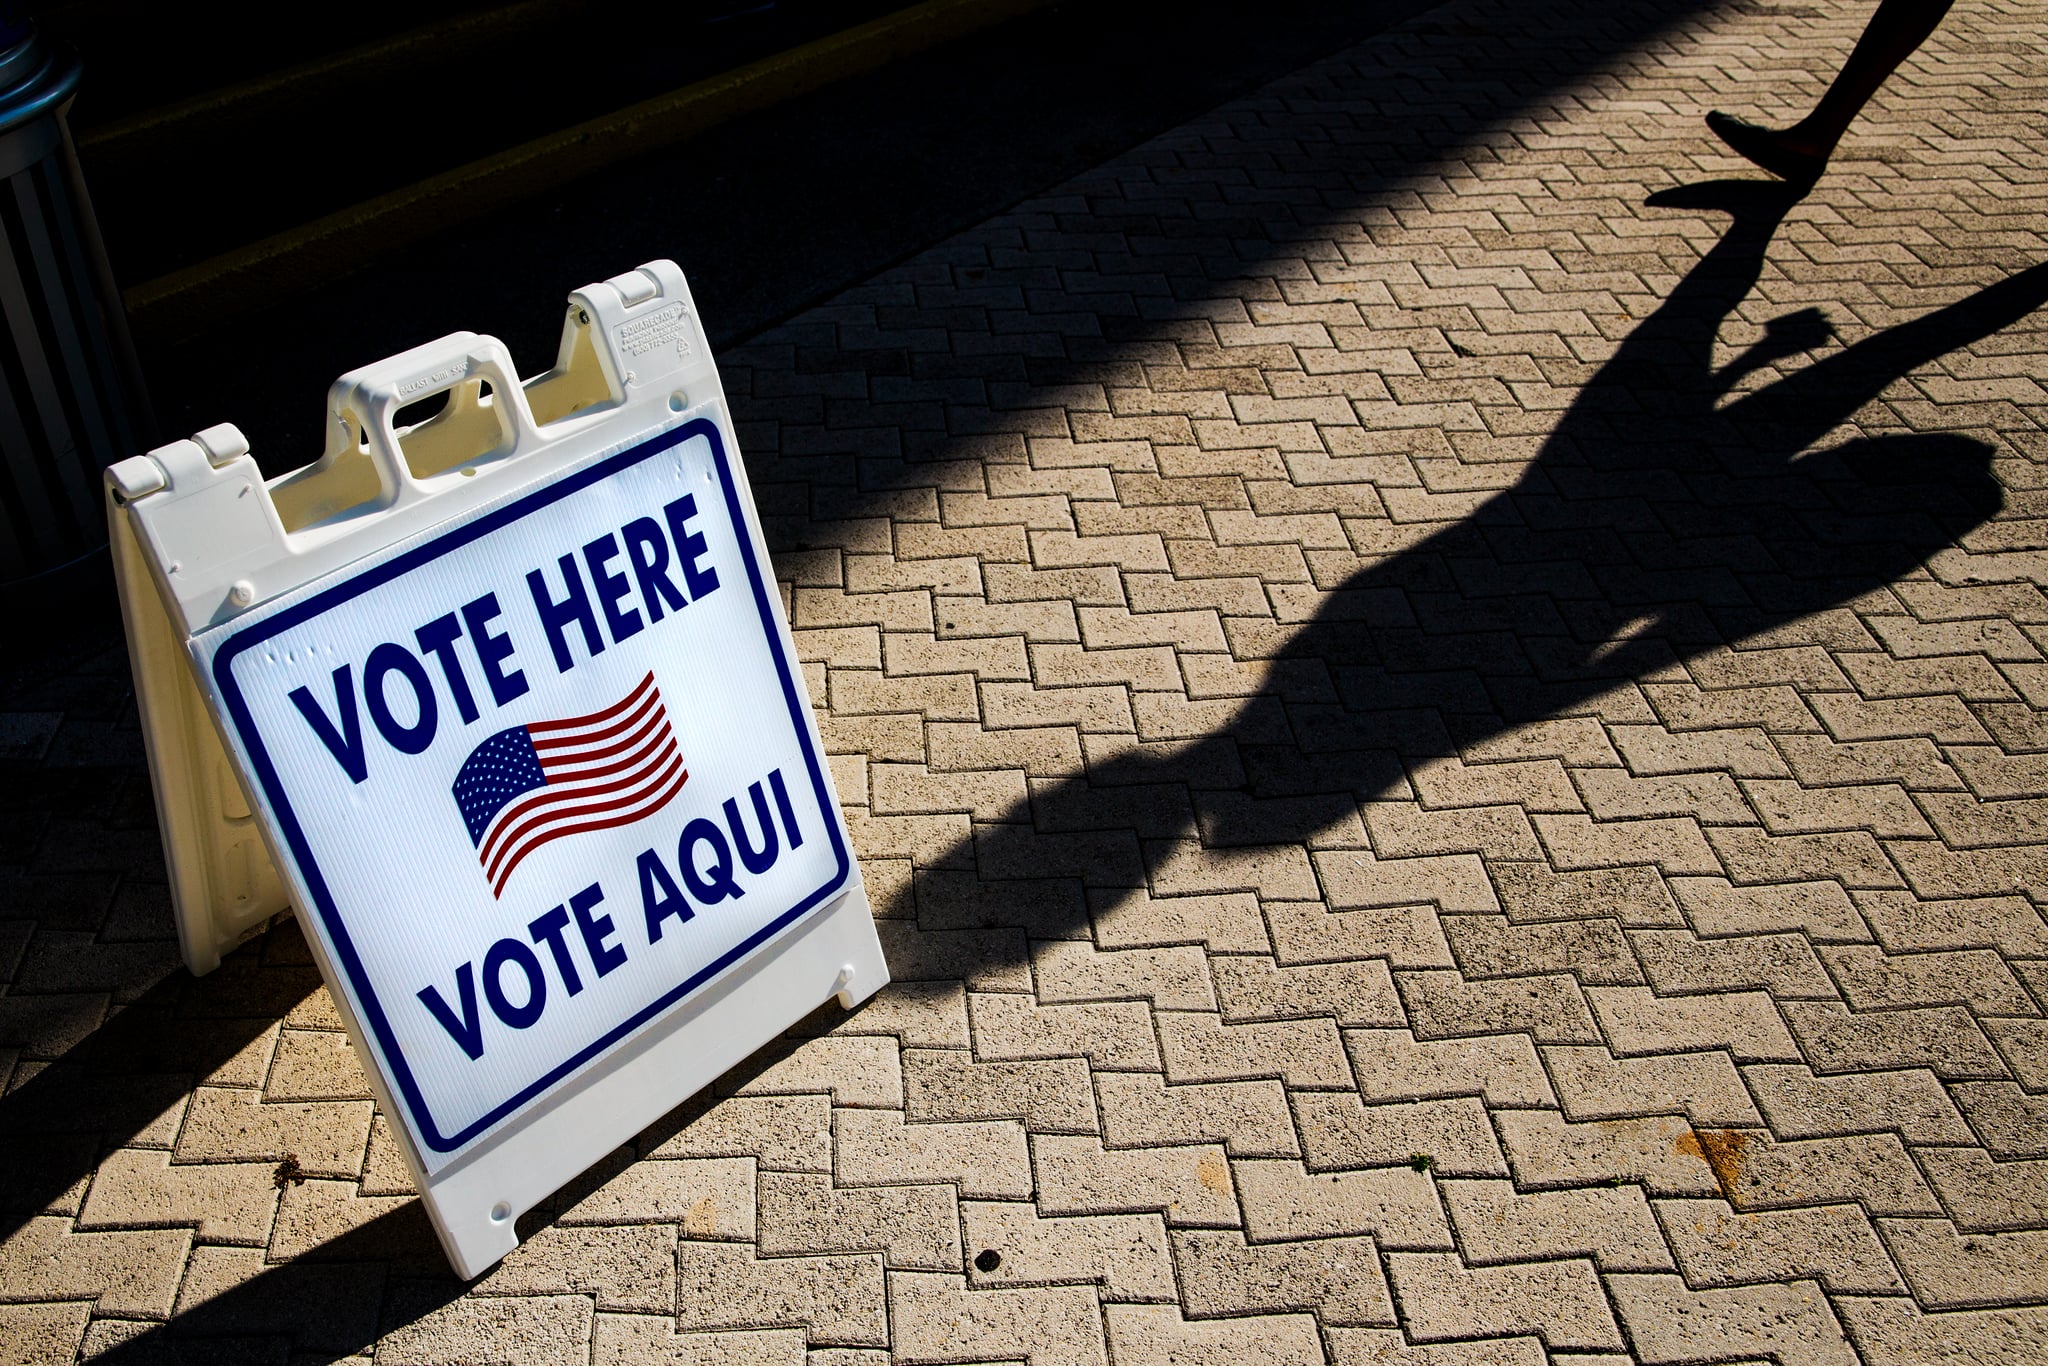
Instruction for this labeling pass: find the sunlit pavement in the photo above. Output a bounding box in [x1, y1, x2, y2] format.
[3, 0, 2045, 1360]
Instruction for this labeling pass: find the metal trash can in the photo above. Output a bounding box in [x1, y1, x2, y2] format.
[0, 8, 150, 587]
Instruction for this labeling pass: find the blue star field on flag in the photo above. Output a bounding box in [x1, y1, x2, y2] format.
[451, 727, 548, 846]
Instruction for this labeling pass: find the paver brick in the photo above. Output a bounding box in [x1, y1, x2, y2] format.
[1494, 862, 1685, 929]
[263, 1026, 371, 1100]
[875, 922, 1031, 991]
[1496, 1113, 1720, 1196]
[557, 1156, 756, 1237]
[756, 1172, 959, 1269]
[1575, 768, 1755, 825]
[591, 1317, 807, 1366]
[1031, 1135, 1237, 1228]
[1209, 954, 1403, 1024]
[1629, 927, 1836, 998]
[850, 809, 975, 866]
[1102, 1302, 1324, 1365]
[1747, 777, 1935, 839]
[1917, 1149, 2048, 1231]
[1533, 814, 1719, 875]
[1146, 840, 1318, 901]
[1742, 1064, 1973, 1144]
[968, 992, 1160, 1070]
[1442, 914, 1642, 986]
[1820, 945, 2039, 1016]
[1671, 876, 1869, 942]
[925, 721, 1082, 779]
[476, 1224, 678, 1313]
[1408, 755, 1581, 812]
[1947, 746, 2048, 802]
[1171, 1228, 1395, 1325]
[1269, 901, 1454, 969]
[1345, 1028, 1556, 1108]
[0, 1301, 88, 1365]
[158, 1241, 388, 1348]
[833, 1110, 1029, 1200]
[1385, 1252, 1623, 1352]
[888, 1272, 1107, 1366]
[1396, 969, 1600, 1044]
[1888, 838, 2048, 902]
[1655, 1198, 1905, 1293]
[170, 1086, 373, 1177]
[1984, 1016, 2048, 1088]
[1544, 1045, 1762, 1127]
[676, 1242, 886, 1346]
[937, 596, 1076, 643]
[1157, 1011, 1351, 1087]
[1031, 940, 1215, 1010]
[1293, 1094, 1507, 1177]
[1441, 1178, 1672, 1272]
[1094, 1072, 1298, 1157]
[980, 680, 1133, 733]
[1028, 642, 1180, 691]
[261, 1177, 412, 1262]
[902, 1048, 1097, 1131]
[961, 1201, 1173, 1301]
[1949, 1081, 2048, 1158]
[376, 1293, 594, 1366]
[1835, 1296, 2048, 1365]
[1877, 1218, 2048, 1309]
[1853, 890, 2048, 956]
[1365, 801, 1543, 862]
[824, 980, 972, 1049]
[1586, 986, 1800, 1062]
[1688, 1130, 1941, 1216]
[74, 1148, 278, 1245]
[1232, 1159, 1452, 1248]
[1609, 728, 1799, 782]
[871, 762, 1028, 819]
[1779, 1001, 2011, 1079]
[1314, 849, 1501, 913]
[0, 1217, 189, 1319]
[1708, 827, 1906, 889]
[1606, 1275, 1857, 1366]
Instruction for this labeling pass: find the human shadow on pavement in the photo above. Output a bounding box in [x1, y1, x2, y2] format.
[909, 182, 2036, 943]
[49, 153, 2048, 1366]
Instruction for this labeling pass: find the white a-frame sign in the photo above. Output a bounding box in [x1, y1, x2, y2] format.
[108, 261, 887, 1277]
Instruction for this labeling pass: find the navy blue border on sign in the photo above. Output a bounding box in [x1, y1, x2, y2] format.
[211, 417, 850, 1154]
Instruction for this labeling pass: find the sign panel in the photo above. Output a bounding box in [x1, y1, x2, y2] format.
[195, 415, 849, 1165]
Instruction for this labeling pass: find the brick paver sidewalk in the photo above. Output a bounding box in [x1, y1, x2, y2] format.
[5, 0, 2046, 1360]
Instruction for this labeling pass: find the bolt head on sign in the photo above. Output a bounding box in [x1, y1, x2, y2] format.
[196, 416, 851, 1167]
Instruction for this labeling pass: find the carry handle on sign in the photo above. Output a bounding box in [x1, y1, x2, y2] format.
[321, 333, 541, 510]
[108, 261, 887, 1278]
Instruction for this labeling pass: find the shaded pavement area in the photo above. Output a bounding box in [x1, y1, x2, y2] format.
[3, 0, 2046, 1360]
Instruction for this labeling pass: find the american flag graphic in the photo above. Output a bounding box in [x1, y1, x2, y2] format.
[450, 672, 687, 897]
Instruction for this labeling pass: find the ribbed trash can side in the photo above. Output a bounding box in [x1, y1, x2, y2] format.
[0, 18, 149, 585]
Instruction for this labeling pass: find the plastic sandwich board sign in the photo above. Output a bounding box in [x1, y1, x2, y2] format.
[107, 261, 886, 1277]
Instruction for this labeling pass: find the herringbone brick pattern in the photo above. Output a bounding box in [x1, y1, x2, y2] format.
[4, 0, 2046, 1359]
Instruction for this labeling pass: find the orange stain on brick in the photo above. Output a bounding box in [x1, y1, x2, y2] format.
[684, 1196, 720, 1238]
[1676, 1127, 1755, 1200]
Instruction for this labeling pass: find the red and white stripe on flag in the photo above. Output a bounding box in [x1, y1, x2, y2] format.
[479, 673, 688, 896]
